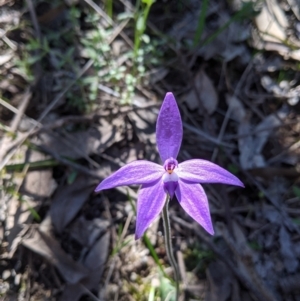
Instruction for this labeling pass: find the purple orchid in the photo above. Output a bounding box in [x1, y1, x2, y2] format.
[95, 92, 244, 239]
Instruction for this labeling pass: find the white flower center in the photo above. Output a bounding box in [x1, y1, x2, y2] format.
[162, 172, 179, 183]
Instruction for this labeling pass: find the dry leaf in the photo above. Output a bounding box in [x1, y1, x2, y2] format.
[253, 108, 287, 154]
[50, 176, 96, 234]
[20, 150, 57, 198]
[251, 0, 300, 61]
[226, 94, 246, 123]
[58, 285, 84, 301]
[84, 232, 109, 271]
[238, 108, 288, 169]
[23, 228, 88, 284]
[58, 231, 110, 301]
[128, 95, 157, 145]
[149, 67, 169, 84]
[69, 217, 109, 247]
[36, 118, 123, 159]
[287, 0, 300, 20]
[0, 52, 13, 66]
[264, 43, 300, 61]
[185, 68, 218, 115]
[255, 0, 288, 43]
[205, 261, 232, 301]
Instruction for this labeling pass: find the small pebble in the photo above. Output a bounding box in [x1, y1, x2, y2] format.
[2, 270, 11, 280]
[130, 272, 137, 281]
[14, 274, 21, 286]
[288, 96, 299, 106]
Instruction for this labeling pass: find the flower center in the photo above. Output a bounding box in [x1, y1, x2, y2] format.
[163, 157, 178, 174]
[162, 158, 179, 198]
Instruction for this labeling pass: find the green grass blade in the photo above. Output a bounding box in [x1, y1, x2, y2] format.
[105, 0, 113, 19]
[133, 0, 155, 59]
[143, 234, 171, 280]
[193, 0, 209, 47]
[5, 159, 58, 172]
[24, 200, 41, 221]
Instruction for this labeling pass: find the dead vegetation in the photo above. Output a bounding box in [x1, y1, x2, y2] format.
[1, 0, 300, 300]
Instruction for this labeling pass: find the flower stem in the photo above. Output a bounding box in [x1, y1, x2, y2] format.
[162, 197, 180, 301]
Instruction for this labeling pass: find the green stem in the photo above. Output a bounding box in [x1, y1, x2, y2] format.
[162, 197, 180, 301]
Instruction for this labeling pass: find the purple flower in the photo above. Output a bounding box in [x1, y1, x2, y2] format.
[95, 92, 244, 239]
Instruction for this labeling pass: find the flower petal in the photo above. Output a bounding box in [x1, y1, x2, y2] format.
[178, 159, 244, 187]
[175, 180, 214, 235]
[135, 179, 166, 239]
[95, 160, 164, 192]
[156, 92, 183, 162]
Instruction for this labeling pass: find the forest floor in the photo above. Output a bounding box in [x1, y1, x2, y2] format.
[1, 0, 300, 300]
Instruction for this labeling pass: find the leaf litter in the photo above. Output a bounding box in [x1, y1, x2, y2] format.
[2, 0, 300, 300]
